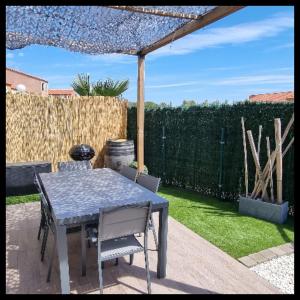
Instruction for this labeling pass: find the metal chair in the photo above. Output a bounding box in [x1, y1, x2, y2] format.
[33, 172, 46, 241]
[40, 191, 57, 283]
[136, 173, 161, 251]
[87, 202, 152, 294]
[57, 160, 92, 172]
[33, 173, 54, 266]
[34, 171, 88, 284]
[119, 165, 138, 182]
[35, 175, 82, 284]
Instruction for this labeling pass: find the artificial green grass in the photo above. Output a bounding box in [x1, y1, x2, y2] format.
[6, 194, 40, 205]
[158, 186, 294, 259]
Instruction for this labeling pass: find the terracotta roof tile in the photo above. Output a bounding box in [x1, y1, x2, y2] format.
[48, 89, 77, 95]
[249, 91, 294, 102]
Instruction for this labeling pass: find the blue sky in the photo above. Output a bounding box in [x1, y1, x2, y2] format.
[6, 6, 294, 106]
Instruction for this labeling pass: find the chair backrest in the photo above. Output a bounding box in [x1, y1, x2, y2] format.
[98, 202, 152, 242]
[40, 192, 54, 228]
[136, 173, 161, 193]
[57, 160, 92, 172]
[33, 171, 43, 194]
[120, 165, 138, 182]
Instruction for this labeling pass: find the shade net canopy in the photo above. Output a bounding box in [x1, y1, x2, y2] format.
[6, 6, 216, 55]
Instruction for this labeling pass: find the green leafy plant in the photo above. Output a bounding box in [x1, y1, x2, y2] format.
[71, 74, 129, 97]
[129, 161, 148, 174]
[93, 78, 129, 97]
[71, 73, 93, 96]
[181, 99, 197, 109]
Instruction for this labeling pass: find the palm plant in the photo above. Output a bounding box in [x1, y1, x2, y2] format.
[71, 73, 93, 96]
[71, 74, 129, 97]
[93, 78, 129, 97]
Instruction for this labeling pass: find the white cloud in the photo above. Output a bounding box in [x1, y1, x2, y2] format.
[150, 13, 294, 57]
[146, 73, 293, 89]
[6, 53, 14, 58]
[86, 53, 136, 65]
[266, 42, 294, 52]
[205, 66, 244, 71]
[18, 52, 24, 57]
[217, 74, 293, 85]
[51, 63, 88, 68]
[147, 81, 199, 89]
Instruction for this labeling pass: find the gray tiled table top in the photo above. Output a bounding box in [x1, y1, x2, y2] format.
[39, 168, 168, 226]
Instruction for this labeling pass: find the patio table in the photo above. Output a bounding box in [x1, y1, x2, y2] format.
[38, 167, 169, 294]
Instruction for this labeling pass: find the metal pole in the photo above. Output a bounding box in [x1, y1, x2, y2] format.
[218, 128, 225, 194]
[162, 125, 166, 183]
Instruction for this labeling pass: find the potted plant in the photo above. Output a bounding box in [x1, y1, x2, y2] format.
[129, 161, 148, 174]
[239, 114, 293, 224]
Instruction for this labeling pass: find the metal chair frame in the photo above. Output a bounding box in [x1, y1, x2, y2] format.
[119, 165, 138, 182]
[86, 202, 152, 294]
[39, 191, 57, 283]
[136, 173, 161, 251]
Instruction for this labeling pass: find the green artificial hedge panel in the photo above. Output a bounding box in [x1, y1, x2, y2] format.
[127, 102, 294, 212]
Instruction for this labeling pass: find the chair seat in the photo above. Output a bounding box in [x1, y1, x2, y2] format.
[92, 235, 144, 262]
[87, 226, 144, 259]
[86, 226, 144, 256]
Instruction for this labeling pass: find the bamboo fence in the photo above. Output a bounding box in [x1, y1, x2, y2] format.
[6, 93, 128, 171]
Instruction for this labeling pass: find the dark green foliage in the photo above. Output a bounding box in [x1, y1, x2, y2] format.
[71, 73, 92, 96]
[127, 102, 294, 212]
[93, 78, 129, 97]
[181, 99, 197, 109]
[128, 101, 173, 109]
[72, 73, 129, 97]
[144, 101, 159, 110]
[129, 160, 149, 174]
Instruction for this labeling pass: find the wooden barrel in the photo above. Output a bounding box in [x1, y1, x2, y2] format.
[104, 139, 135, 171]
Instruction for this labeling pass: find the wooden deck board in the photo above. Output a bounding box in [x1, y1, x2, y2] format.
[6, 202, 280, 294]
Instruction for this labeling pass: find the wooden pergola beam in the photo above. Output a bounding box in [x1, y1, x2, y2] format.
[138, 6, 244, 56]
[137, 55, 145, 172]
[107, 6, 212, 20]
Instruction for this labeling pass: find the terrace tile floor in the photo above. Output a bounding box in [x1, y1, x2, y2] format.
[6, 202, 280, 294]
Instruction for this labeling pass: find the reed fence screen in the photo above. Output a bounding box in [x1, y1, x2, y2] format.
[6, 93, 128, 170]
[127, 102, 294, 212]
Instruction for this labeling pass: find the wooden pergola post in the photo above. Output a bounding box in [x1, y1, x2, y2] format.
[137, 54, 145, 173]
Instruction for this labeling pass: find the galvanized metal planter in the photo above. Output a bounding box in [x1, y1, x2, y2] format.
[238, 196, 289, 224]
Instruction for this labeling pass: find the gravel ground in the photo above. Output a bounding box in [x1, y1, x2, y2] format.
[250, 254, 294, 294]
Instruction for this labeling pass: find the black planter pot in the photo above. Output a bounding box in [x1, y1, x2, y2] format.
[69, 144, 95, 161]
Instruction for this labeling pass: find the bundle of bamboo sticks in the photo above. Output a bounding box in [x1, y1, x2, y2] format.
[241, 113, 294, 204]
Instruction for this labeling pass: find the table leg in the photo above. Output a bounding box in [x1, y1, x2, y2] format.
[81, 224, 86, 276]
[56, 225, 70, 294]
[157, 206, 168, 278]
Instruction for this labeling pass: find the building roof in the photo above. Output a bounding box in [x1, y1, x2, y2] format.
[249, 91, 294, 103]
[6, 67, 48, 82]
[48, 89, 77, 95]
